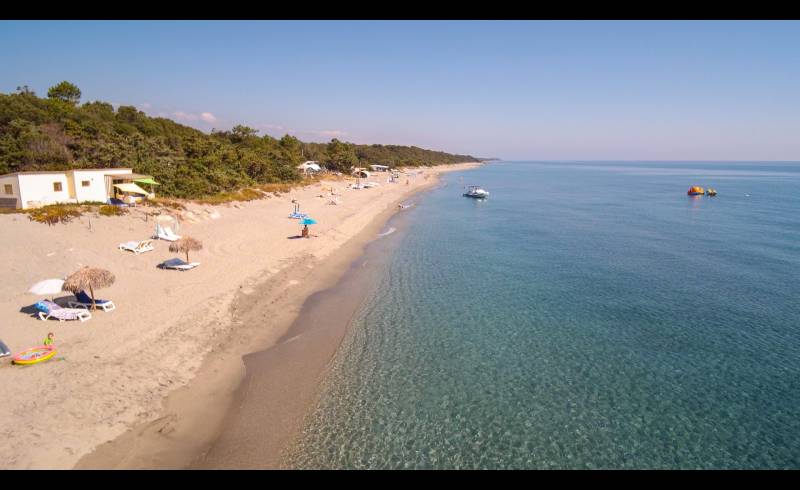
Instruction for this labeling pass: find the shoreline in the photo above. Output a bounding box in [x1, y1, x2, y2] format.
[72, 162, 479, 469]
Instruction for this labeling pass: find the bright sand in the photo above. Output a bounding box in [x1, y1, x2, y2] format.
[0, 163, 479, 469]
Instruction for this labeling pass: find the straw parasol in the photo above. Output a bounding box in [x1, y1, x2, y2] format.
[169, 236, 203, 263]
[62, 267, 115, 310]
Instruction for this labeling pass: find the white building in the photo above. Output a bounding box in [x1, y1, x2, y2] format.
[369, 164, 390, 172]
[297, 161, 322, 175]
[0, 168, 157, 210]
[352, 168, 370, 178]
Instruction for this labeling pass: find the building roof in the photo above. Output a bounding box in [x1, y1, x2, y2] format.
[111, 173, 152, 181]
[113, 183, 150, 195]
[0, 168, 134, 178]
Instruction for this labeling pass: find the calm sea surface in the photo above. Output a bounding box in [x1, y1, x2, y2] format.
[287, 161, 800, 469]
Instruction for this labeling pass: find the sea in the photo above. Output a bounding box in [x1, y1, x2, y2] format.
[285, 161, 800, 469]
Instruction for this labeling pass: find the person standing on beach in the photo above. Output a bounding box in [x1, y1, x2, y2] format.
[302, 224, 309, 238]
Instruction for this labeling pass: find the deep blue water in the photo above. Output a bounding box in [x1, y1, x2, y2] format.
[288, 161, 800, 469]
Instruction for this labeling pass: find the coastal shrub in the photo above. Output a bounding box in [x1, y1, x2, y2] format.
[258, 182, 297, 195]
[27, 204, 82, 226]
[98, 204, 127, 216]
[145, 197, 186, 210]
[196, 187, 266, 205]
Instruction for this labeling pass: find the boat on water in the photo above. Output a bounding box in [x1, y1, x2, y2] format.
[687, 186, 705, 196]
[463, 185, 489, 199]
[707, 188, 718, 196]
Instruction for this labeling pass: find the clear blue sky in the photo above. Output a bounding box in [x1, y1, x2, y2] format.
[2, 20, 799, 161]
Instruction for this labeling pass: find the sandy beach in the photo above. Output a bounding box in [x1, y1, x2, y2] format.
[0, 162, 479, 469]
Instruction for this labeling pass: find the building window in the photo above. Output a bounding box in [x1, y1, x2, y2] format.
[4, 184, 12, 195]
[81, 180, 90, 187]
[53, 182, 62, 192]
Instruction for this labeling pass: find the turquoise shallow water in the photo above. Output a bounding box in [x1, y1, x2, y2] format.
[287, 161, 800, 469]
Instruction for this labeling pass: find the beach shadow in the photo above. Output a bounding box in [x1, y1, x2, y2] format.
[287, 235, 303, 239]
[19, 304, 39, 316]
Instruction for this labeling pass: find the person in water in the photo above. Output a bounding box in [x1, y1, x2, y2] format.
[43, 332, 54, 346]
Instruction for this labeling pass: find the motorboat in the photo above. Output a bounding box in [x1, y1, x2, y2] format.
[463, 185, 489, 199]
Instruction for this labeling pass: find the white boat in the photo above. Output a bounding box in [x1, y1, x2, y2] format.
[463, 185, 489, 199]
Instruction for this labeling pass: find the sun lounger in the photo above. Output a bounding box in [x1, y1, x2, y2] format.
[68, 290, 116, 312]
[154, 224, 181, 241]
[118, 239, 155, 255]
[158, 258, 200, 271]
[109, 198, 129, 207]
[288, 212, 308, 219]
[34, 300, 92, 322]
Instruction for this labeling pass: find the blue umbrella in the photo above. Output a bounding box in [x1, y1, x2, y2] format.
[300, 218, 317, 225]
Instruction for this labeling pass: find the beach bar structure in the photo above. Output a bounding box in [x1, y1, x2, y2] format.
[0, 168, 158, 209]
[369, 164, 390, 172]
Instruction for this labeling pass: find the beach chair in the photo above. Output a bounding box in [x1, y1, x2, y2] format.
[118, 239, 155, 255]
[68, 290, 116, 312]
[34, 300, 92, 322]
[154, 224, 181, 241]
[108, 198, 129, 207]
[158, 258, 200, 271]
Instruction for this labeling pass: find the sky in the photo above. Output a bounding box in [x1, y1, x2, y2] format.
[1, 20, 799, 161]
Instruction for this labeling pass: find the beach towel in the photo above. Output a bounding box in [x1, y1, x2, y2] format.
[36, 300, 91, 322]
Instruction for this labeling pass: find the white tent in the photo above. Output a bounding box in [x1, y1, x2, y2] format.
[297, 161, 322, 174]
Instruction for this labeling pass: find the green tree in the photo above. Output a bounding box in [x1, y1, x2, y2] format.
[278, 134, 303, 165]
[16, 85, 35, 96]
[231, 125, 259, 142]
[325, 138, 357, 173]
[47, 81, 82, 105]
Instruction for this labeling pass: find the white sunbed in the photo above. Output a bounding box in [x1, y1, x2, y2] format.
[36, 300, 92, 322]
[68, 290, 116, 312]
[154, 224, 182, 242]
[119, 239, 155, 255]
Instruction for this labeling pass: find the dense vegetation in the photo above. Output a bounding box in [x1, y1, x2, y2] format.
[0, 82, 479, 199]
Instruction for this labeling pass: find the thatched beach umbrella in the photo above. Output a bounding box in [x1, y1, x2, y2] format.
[63, 267, 115, 310]
[169, 236, 203, 263]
